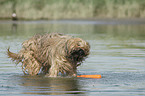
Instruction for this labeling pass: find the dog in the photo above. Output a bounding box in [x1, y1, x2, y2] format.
[7, 33, 90, 77]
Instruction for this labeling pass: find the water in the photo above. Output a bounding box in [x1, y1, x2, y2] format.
[0, 20, 145, 96]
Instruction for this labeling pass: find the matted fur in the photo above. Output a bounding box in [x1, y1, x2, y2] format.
[7, 33, 90, 77]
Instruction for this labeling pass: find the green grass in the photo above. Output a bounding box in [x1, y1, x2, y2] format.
[0, 0, 145, 20]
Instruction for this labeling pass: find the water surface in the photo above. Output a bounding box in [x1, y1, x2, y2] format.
[0, 20, 145, 96]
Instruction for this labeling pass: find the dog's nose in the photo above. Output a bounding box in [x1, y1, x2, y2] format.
[78, 49, 85, 56]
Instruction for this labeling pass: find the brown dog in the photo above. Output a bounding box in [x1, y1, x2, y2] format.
[7, 33, 90, 77]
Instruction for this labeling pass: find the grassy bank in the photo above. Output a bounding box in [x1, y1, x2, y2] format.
[0, 0, 145, 20]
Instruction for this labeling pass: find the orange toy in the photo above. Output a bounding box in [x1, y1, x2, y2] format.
[77, 74, 101, 79]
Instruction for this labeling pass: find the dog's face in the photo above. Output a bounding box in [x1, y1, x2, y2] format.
[66, 38, 90, 64]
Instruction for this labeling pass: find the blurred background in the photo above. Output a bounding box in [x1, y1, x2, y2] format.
[0, 0, 145, 20]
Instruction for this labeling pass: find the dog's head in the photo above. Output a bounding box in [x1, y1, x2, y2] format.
[66, 38, 90, 64]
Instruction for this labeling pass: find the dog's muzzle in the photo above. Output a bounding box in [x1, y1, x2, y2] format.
[70, 48, 85, 62]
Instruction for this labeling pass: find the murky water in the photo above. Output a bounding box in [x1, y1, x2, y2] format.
[0, 20, 145, 96]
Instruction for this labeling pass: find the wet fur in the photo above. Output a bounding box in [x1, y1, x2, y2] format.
[7, 33, 90, 77]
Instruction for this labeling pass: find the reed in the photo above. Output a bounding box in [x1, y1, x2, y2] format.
[0, 0, 145, 20]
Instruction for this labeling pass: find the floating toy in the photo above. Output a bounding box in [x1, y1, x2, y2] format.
[77, 74, 101, 79]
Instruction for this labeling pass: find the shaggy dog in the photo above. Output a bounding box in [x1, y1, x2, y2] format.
[7, 33, 90, 77]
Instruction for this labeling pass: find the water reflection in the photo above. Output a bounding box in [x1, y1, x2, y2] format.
[0, 20, 145, 41]
[11, 21, 18, 33]
[19, 76, 85, 95]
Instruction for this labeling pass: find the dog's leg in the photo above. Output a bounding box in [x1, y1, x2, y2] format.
[48, 65, 59, 77]
[47, 58, 59, 77]
[22, 52, 41, 75]
[47, 57, 72, 77]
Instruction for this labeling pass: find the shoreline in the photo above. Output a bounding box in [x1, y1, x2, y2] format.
[1, 18, 145, 25]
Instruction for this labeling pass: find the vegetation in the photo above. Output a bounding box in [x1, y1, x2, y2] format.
[0, 0, 145, 20]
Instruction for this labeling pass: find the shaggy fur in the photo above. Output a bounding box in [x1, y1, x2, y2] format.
[7, 33, 90, 77]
